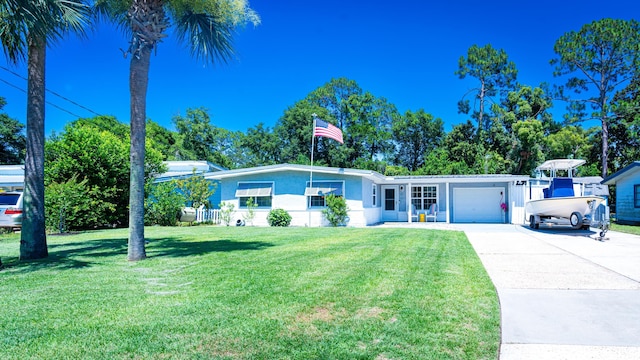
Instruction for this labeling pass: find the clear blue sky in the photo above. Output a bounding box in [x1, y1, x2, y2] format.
[0, 0, 636, 135]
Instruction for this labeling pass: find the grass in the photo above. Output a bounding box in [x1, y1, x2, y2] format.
[611, 222, 640, 236]
[0, 226, 500, 360]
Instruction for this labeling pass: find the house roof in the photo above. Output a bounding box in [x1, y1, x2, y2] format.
[388, 173, 530, 184]
[0, 165, 24, 188]
[0, 165, 25, 175]
[203, 163, 530, 184]
[602, 161, 640, 185]
[204, 163, 387, 182]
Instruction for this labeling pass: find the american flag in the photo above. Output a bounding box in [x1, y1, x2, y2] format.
[314, 119, 343, 144]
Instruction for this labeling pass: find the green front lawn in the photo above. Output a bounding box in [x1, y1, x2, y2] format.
[611, 222, 640, 236]
[0, 227, 499, 359]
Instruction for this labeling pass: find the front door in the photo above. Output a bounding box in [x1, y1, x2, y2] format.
[382, 185, 399, 221]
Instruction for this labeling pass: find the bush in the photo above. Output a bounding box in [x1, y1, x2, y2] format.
[267, 208, 292, 227]
[145, 181, 186, 226]
[45, 176, 116, 232]
[219, 201, 236, 226]
[242, 197, 257, 226]
[322, 194, 349, 227]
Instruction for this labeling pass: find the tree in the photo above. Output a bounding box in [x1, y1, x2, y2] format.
[512, 119, 545, 176]
[96, 0, 259, 261]
[608, 77, 640, 170]
[46, 121, 165, 228]
[442, 120, 486, 174]
[273, 99, 321, 165]
[551, 18, 640, 177]
[146, 119, 180, 160]
[455, 44, 518, 140]
[0, 0, 90, 260]
[175, 169, 217, 208]
[0, 97, 26, 164]
[545, 125, 591, 161]
[491, 85, 556, 173]
[239, 122, 278, 167]
[392, 109, 444, 171]
[345, 92, 397, 165]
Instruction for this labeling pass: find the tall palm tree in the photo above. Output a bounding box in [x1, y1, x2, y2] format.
[0, 0, 90, 260]
[96, 0, 259, 261]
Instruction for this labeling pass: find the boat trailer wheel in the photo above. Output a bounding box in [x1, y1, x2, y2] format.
[529, 215, 539, 229]
[570, 212, 583, 229]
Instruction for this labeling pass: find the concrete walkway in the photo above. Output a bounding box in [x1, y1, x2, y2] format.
[461, 224, 640, 360]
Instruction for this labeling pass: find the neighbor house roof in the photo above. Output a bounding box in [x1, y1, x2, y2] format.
[155, 161, 226, 182]
[0, 165, 24, 188]
[602, 161, 640, 185]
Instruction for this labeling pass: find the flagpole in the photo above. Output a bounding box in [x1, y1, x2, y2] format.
[309, 114, 317, 227]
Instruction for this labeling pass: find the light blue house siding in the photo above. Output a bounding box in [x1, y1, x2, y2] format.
[603, 162, 640, 225]
[211, 166, 382, 227]
[192, 163, 531, 226]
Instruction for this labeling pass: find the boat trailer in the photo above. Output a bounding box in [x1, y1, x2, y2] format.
[528, 199, 610, 240]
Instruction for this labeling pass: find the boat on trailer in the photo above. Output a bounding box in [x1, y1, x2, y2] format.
[525, 159, 608, 232]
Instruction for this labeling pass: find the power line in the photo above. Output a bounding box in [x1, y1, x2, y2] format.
[0, 77, 83, 118]
[0, 65, 102, 117]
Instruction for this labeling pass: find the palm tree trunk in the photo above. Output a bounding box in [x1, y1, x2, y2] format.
[127, 45, 151, 261]
[20, 34, 48, 260]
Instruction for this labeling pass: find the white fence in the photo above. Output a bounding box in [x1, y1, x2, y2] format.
[195, 207, 221, 224]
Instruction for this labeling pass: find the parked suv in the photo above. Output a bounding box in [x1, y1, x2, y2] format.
[0, 191, 23, 230]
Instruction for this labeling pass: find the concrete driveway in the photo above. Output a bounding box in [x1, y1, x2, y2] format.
[460, 224, 640, 360]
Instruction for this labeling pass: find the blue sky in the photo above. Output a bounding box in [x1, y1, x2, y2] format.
[0, 0, 637, 135]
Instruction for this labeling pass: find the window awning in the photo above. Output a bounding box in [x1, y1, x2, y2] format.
[235, 183, 272, 197]
[304, 186, 341, 196]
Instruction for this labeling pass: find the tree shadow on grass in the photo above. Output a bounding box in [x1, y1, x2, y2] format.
[1, 236, 274, 274]
[146, 238, 275, 258]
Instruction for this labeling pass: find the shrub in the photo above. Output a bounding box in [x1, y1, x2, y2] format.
[242, 197, 257, 226]
[322, 194, 349, 227]
[45, 176, 116, 232]
[267, 208, 292, 227]
[219, 201, 236, 226]
[144, 181, 186, 226]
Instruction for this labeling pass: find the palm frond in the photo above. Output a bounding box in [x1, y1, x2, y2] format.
[174, 11, 235, 65]
[93, 0, 133, 36]
[0, 0, 91, 63]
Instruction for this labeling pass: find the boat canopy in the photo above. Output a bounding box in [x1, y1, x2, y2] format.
[536, 159, 586, 178]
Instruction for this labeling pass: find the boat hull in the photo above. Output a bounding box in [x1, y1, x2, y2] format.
[525, 196, 604, 219]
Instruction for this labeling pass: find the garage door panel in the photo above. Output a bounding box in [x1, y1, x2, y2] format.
[454, 187, 504, 223]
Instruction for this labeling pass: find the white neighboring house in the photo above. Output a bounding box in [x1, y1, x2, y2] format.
[0, 165, 24, 192]
[195, 163, 530, 226]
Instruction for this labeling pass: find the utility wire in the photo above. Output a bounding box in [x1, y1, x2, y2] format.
[0, 65, 102, 117]
[0, 77, 83, 118]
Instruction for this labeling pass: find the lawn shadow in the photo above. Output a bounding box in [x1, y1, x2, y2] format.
[146, 238, 275, 258]
[1, 236, 274, 274]
[1, 237, 128, 274]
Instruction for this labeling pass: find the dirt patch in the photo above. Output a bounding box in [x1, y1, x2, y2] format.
[356, 306, 385, 319]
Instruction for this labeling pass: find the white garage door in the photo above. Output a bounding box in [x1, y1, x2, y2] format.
[453, 187, 505, 223]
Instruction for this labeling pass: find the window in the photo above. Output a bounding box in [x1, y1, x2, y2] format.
[372, 184, 377, 207]
[305, 181, 344, 208]
[235, 182, 273, 208]
[411, 185, 437, 211]
[635, 185, 640, 208]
